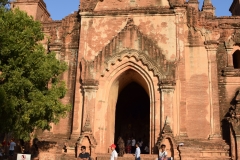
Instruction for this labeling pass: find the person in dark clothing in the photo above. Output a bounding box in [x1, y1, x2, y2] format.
[78, 146, 90, 160]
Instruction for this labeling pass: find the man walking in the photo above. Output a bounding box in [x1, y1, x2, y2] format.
[8, 139, 16, 160]
[134, 143, 141, 160]
[109, 144, 118, 160]
[78, 146, 90, 160]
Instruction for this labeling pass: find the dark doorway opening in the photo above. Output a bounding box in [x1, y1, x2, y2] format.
[114, 82, 150, 154]
[233, 50, 240, 69]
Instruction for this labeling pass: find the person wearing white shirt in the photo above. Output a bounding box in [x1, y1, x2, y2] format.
[159, 144, 167, 160]
[109, 144, 118, 160]
[144, 145, 149, 154]
[131, 138, 136, 153]
[134, 143, 141, 160]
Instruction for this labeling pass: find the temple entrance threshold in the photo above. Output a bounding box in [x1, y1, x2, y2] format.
[114, 82, 150, 154]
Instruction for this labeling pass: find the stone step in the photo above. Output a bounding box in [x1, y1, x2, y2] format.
[96, 153, 159, 160]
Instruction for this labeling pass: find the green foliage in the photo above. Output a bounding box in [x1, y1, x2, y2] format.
[0, 0, 9, 8]
[0, 7, 70, 141]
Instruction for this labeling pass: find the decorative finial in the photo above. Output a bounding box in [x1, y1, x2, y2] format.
[202, 0, 215, 16]
[188, 0, 199, 10]
[82, 115, 92, 132]
[203, 0, 212, 6]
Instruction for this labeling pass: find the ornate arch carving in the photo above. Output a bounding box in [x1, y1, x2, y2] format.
[77, 116, 97, 148]
[156, 122, 177, 149]
[156, 121, 179, 159]
[102, 49, 169, 80]
[81, 18, 176, 82]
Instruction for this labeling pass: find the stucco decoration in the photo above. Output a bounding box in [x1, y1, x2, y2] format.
[81, 18, 176, 82]
[156, 119, 179, 159]
[78, 116, 97, 148]
[233, 30, 240, 44]
[156, 123, 176, 147]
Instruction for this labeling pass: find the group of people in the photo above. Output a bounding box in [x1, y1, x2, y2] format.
[125, 137, 149, 154]
[0, 139, 16, 160]
[77, 143, 168, 160]
[110, 143, 168, 160]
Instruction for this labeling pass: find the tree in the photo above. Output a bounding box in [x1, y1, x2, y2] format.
[0, 7, 70, 141]
[0, 0, 9, 8]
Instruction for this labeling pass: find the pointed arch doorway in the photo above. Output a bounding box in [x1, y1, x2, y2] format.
[114, 82, 150, 153]
[110, 69, 151, 154]
[104, 57, 162, 155]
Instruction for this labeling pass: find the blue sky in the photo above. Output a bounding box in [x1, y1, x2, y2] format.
[44, 0, 232, 20]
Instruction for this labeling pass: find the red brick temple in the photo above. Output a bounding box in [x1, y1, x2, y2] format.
[11, 0, 240, 159]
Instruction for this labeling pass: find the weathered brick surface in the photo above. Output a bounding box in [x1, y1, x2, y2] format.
[11, 0, 240, 159]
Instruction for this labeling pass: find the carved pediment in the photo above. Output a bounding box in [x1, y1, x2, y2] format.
[80, 0, 99, 12]
[78, 116, 97, 147]
[81, 18, 176, 81]
[96, 18, 165, 58]
[156, 119, 177, 150]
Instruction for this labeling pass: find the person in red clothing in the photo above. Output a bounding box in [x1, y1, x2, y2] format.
[1, 139, 9, 157]
[126, 138, 131, 154]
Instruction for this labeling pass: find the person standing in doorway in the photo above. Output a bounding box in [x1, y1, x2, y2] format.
[137, 139, 143, 152]
[144, 145, 149, 154]
[126, 138, 131, 153]
[78, 146, 90, 160]
[110, 144, 118, 160]
[8, 139, 16, 160]
[131, 137, 136, 153]
[117, 137, 125, 157]
[159, 144, 167, 160]
[134, 143, 141, 160]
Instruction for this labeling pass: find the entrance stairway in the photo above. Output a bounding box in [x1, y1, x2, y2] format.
[48, 153, 158, 160]
[96, 153, 158, 160]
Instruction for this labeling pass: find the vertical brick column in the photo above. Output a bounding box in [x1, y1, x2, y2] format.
[81, 80, 99, 134]
[205, 41, 221, 139]
[159, 81, 176, 133]
[49, 42, 63, 133]
[174, 7, 188, 137]
[71, 80, 98, 139]
[224, 40, 234, 67]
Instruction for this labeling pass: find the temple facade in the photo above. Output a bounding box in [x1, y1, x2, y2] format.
[11, 0, 240, 159]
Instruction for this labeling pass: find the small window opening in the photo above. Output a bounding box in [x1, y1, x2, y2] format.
[233, 50, 240, 69]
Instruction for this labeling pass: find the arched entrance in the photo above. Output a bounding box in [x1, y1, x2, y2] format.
[114, 82, 150, 153]
[102, 57, 161, 154]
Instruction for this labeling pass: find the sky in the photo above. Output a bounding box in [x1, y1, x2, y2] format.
[44, 0, 233, 20]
